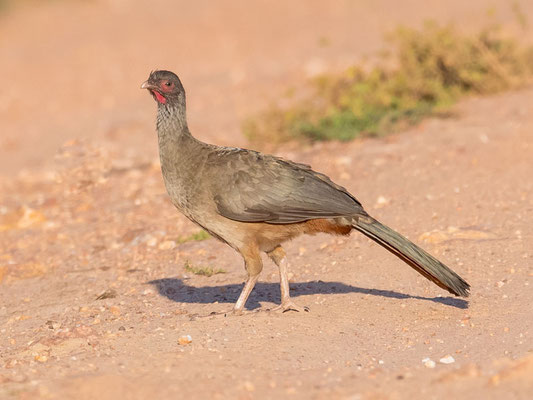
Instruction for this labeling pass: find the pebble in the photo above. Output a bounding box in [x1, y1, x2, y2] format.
[109, 306, 121, 316]
[45, 320, 61, 330]
[422, 358, 436, 368]
[375, 196, 389, 208]
[159, 240, 176, 250]
[95, 289, 117, 300]
[35, 354, 48, 363]
[439, 355, 455, 364]
[178, 335, 192, 345]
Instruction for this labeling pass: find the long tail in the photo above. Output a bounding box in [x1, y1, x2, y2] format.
[353, 215, 470, 297]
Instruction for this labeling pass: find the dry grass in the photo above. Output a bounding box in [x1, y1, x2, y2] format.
[177, 230, 210, 244]
[184, 261, 226, 277]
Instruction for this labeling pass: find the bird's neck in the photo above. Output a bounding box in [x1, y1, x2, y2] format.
[156, 102, 190, 141]
[155, 101, 203, 181]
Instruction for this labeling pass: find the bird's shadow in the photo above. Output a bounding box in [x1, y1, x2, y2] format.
[147, 278, 468, 310]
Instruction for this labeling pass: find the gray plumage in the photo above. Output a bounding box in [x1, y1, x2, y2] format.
[142, 70, 470, 314]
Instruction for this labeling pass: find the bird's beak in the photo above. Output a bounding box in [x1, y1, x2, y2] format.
[141, 80, 156, 90]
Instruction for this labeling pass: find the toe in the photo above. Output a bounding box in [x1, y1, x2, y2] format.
[270, 301, 309, 313]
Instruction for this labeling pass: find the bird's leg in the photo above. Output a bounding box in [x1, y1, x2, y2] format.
[232, 274, 260, 315]
[267, 246, 309, 313]
[231, 247, 263, 315]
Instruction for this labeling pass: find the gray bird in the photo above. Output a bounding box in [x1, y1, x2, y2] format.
[141, 70, 470, 314]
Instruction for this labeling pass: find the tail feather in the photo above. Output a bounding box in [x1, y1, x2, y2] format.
[353, 215, 470, 297]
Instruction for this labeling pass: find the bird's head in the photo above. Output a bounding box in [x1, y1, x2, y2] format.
[141, 70, 185, 106]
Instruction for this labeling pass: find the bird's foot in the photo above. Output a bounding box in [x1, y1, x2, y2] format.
[269, 300, 309, 313]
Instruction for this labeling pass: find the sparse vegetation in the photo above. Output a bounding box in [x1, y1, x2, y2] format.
[177, 230, 210, 244]
[184, 261, 225, 277]
[244, 21, 533, 143]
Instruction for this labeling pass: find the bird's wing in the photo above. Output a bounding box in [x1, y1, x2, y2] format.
[209, 149, 364, 224]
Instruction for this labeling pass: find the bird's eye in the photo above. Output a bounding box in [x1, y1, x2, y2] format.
[165, 81, 172, 87]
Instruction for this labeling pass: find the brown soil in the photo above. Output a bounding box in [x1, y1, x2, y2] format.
[1, 1, 532, 399]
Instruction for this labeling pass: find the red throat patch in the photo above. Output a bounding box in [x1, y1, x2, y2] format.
[152, 90, 167, 104]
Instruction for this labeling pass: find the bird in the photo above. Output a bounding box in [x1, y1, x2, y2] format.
[141, 70, 470, 315]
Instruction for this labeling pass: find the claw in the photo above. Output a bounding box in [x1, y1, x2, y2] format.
[270, 301, 309, 313]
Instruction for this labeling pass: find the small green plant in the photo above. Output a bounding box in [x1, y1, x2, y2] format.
[184, 261, 225, 277]
[177, 230, 210, 244]
[244, 21, 533, 143]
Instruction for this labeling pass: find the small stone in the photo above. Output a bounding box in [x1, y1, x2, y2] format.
[159, 240, 176, 250]
[35, 354, 48, 363]
[118, 326, 126, 331]
[178, 335, 192, 345]
[375, 196, 389, 208]
[45, 320, 61, 330]
[95, 289, 117, 300]
[146, 237, 158, 247]
[422, 357, 436, 368]
[439, 355, 455, 364]
[109, 306, 121, 316]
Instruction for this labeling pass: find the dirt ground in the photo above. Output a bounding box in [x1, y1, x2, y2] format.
[1, 1, 533, 399]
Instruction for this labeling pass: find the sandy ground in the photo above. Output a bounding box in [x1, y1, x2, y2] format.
[1, 1, 533, 399]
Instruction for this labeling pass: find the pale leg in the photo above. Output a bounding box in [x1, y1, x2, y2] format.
[267, 246, 309, 313]
[232, 274, 260, 315]
[231, 245, 263, 314]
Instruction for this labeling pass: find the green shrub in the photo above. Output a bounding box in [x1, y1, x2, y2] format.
[244, 21, 533, 143]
